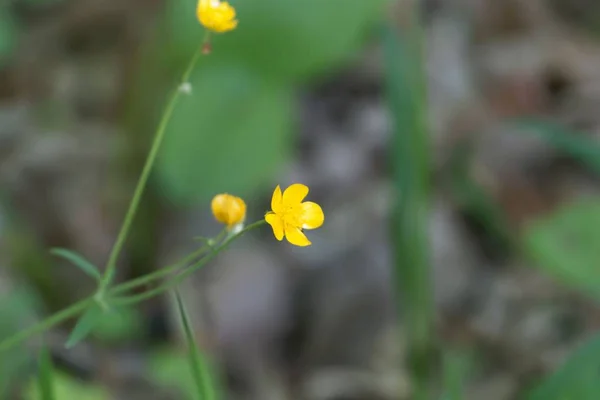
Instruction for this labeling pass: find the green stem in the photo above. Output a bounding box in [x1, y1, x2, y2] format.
[109, 228, 227, 295]
[0, 221, 265, 353]
[0, 298, 91, 353]
[108, 247, 207, 295]
[114, 221, 266, 306]
[99, 47, 205, 293]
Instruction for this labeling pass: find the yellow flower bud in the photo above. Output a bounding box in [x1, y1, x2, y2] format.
[197, 0, 238, 34]
[211, 193, 246, 229]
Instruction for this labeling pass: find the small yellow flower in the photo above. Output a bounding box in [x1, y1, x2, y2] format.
[197, 0, 238, 33]
[265, 184, 324, 247]
[211, 193, 246, 230]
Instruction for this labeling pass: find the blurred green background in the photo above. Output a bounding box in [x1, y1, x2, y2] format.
[2, 0, 600, 399]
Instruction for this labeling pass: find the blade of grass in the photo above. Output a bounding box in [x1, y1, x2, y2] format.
[514, 118, 600, 175]
[440, 348, 472, 400]
[382, 5, 436, 400]
[37, 345, 56, 400]
[174, 290, 219, 400]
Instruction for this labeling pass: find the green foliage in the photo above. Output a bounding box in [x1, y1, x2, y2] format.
[91, 306, 144, 344]
[66, 304, 144, 348]
[149, 348, 196, 399]
[382, 19, 435, 400]
[65, 305, 103, 349]
[150, 0, 386, 205]
[514, 119, 600, 175]
[175, 290, 220, 400]
[440, 348, 476, 400]
[0, 287, 40, 397]
[523, 200, 600, 300]
[0, 9, 18, 69]
[157, 64, 293, 204]
[50, 249, 101, 282]
[37, 346, 56, 400]
[165, 0, 386, 81]
[25, 370, 108, 400]
[525, 334, 600, 400]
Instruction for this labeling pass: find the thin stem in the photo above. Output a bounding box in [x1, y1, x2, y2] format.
[0, 221, 265, 353]
[109, 228, 227, 296]
[110, 245, 208, 295]
[0, 298, 91, 353]
[114, 221, 266, 306]
[99, 46, 205, 292]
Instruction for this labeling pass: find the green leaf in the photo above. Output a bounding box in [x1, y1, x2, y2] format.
[514, 119, 600, 175]
[92, 306, 144, 344]
[440, 348, 474, 400]
[174, 290, 220, 400]
[24, 370, 108, 400]
[149, 348, 195, 399]
[523, 200, 600, 299]
[50, 248, 101, 281]
[382, 20, 435, 398]
[0, 9, 18, 69]
[65, 304, 142, 349]
[165, 0, 387, 81]
[157, 64, 292, 205]
[37, 346, 56, 400]
[65, 304, 103, 349]
[526, 334, 600, 400]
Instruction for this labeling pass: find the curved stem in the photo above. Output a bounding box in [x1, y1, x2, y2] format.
[109, 246, 208, 295]
[0, 221, 265, 353]
[114, 221, 266, 306]
[99, 46, 205, 293]
[0, 298, 92, 353]
[109, 229, 227, 295]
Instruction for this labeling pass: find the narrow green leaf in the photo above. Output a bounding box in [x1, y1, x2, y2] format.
[50, 248, 101, 281]
[37, 346, 56, 400]
[174, 290, 219, 400]
[440, 349, 473, 400]
[514, 119, 600, 175]
[522, 200, 600, 300]
[65, 304, 102, 349]
[383, 17, 435, 400]
[526, 334, 600, 400]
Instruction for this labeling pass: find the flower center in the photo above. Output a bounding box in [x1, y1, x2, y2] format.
[282, 204, 302, 227]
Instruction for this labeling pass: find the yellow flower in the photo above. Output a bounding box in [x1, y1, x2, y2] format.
[211, 193, 246, 230]
[265, 184, 324, 247]
[197, 0, 238, 33]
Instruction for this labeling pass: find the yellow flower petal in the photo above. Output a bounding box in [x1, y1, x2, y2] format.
[300, 201, 324, 230]
[282, 183, 309, 205]
[211, 193, 246, 228]
[271, 185, 283, 214]
[196, 0, 238, 34]
[284, 224, 311, 246]
[265, 212, 284, 241]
